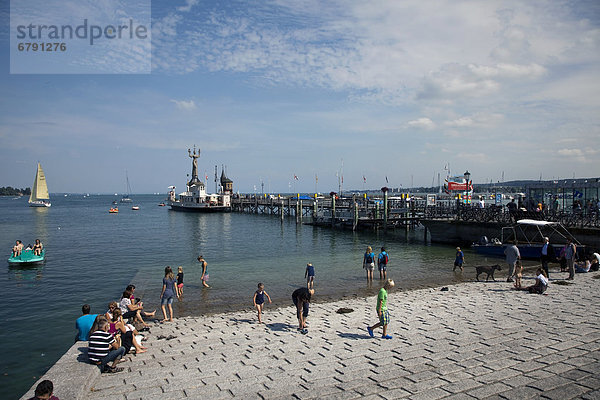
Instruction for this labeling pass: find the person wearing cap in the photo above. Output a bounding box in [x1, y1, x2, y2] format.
[453, 247, 464, 272]
[540, 237, 555, 278]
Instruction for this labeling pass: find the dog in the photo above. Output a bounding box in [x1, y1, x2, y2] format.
[475, 265, 502, 282]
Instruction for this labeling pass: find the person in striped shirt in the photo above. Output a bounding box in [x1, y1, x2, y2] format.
[88, 319, 125, 373]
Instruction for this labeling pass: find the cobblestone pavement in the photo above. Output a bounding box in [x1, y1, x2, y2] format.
[24, 272, 600, 399]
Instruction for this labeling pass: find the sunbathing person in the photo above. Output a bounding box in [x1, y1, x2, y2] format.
[119, 289, 155, 328]
[575, 260, 591, 273]
[105, 301, 119, 321]
[12, 240, 23, 257]
[33, 239, 43, 256]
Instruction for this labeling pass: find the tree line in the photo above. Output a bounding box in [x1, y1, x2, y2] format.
[0, 186, 31, 196]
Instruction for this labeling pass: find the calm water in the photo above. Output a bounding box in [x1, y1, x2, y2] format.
[1, 194, 501, 396]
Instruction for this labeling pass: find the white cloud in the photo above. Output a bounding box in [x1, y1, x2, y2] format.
[445, 117, 474, 128]
[177, 0, 198, 12]
[170, 99, 197, 110]
[468, 63, 546, 79]
[407, 117, 436, 130]
[444, 113, 504, 128]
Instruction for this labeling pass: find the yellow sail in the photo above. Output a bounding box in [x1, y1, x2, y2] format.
[29, 162, 50, 202]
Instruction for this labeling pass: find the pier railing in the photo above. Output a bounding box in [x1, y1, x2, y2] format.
[231, 196, 600, 230]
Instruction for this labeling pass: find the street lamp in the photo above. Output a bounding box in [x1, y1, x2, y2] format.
[464, 170, 471, 206]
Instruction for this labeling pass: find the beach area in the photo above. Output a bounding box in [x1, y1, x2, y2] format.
[21, 271, 600, 400]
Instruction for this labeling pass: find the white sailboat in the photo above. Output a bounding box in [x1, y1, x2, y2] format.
[120, 171, 133, 203]
[29, 162, 51, 207]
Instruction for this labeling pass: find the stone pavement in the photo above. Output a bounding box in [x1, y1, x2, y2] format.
[22, 272, 600, 399]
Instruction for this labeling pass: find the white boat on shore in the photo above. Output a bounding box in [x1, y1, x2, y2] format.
[29, 163, 51, 207]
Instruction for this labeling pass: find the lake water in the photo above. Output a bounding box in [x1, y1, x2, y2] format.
[1, 194, 502, 396]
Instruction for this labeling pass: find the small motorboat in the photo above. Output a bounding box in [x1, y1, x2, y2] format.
[8, 249, 45, 266]
[158, 203, 166, 207]
[132, 206, 140, 210]
[109, 207, 119, 213]
[472, 219, 583, 260]
[112, 200, 118, 205]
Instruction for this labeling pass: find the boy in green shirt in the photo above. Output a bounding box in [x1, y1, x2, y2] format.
[367, 279, 395, 339]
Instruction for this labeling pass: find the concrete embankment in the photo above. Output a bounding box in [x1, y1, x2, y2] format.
[21, 271, 600, 400]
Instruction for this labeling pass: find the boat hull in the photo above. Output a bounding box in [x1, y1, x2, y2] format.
[472, 244, 564, 260]
[8, 249, 45, 265]
[29, 201, 51, 207]
[168, 202, 231, 213]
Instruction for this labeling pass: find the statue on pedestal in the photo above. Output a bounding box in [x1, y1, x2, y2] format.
[188, 146, 200, 186]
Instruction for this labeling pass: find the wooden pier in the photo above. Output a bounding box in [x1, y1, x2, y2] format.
[230, 192, 422, 231]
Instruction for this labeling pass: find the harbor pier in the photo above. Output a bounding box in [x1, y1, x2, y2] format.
[231, 193, 422, 231]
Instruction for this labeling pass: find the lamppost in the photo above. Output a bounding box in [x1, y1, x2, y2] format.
[464, 170, 471, 205]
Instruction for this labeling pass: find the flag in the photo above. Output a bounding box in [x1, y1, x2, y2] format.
[363, 175, 366, 183]
[385, 176, 389, 183]
[315, 174, 318, 183]
[341, 175, 344, 184]
[294, 174, 299, 181]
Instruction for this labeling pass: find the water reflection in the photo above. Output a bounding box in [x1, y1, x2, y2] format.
[32, 207, 49, 249]
[7, 264, 44, 282]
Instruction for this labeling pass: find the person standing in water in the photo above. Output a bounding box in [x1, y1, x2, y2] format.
[305, 263, 315, 289]
[453, 247, 464, 272]
[198, 255, 210, 288]
[363, 246, 375, 282]
[378, 247, 389, 280]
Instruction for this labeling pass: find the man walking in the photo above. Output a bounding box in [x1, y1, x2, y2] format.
[540, 237, 555, 278]
[504, 241, 520, 282]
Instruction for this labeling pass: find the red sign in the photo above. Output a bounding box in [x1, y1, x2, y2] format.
[447, 182, 472, 191]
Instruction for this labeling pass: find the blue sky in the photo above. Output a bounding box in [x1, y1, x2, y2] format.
[1, 0, 599, 194]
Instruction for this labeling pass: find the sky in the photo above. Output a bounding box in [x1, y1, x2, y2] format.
[1, 0, 599, 194]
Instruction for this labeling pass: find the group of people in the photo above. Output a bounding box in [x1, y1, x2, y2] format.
[11, 239, 43, 257]
[504, 237, 599, 294]
[363, 246, 389, 281]
[75, 284, 156, 374]
[251, 255, 394, 340]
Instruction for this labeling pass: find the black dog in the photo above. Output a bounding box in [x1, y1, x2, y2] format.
[475, 265, 502, 282]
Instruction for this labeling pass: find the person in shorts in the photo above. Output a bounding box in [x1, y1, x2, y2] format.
[160, 266, 178, 322]
[176, 266, 184, 298]
[367, 279, 395, 339]
[363, 246, 375, 282]
[378, 247, 389, 279]
[305, 263, 315, 289]
[453, 247, 464, 272]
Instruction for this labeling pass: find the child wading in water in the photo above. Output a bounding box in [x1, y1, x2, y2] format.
[305, 263, 315, 289]
[176, 266, 184, 298]
[252, 283, 272, 323]
[198, 255, 210, 288]
[367, 279, 395, 339]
